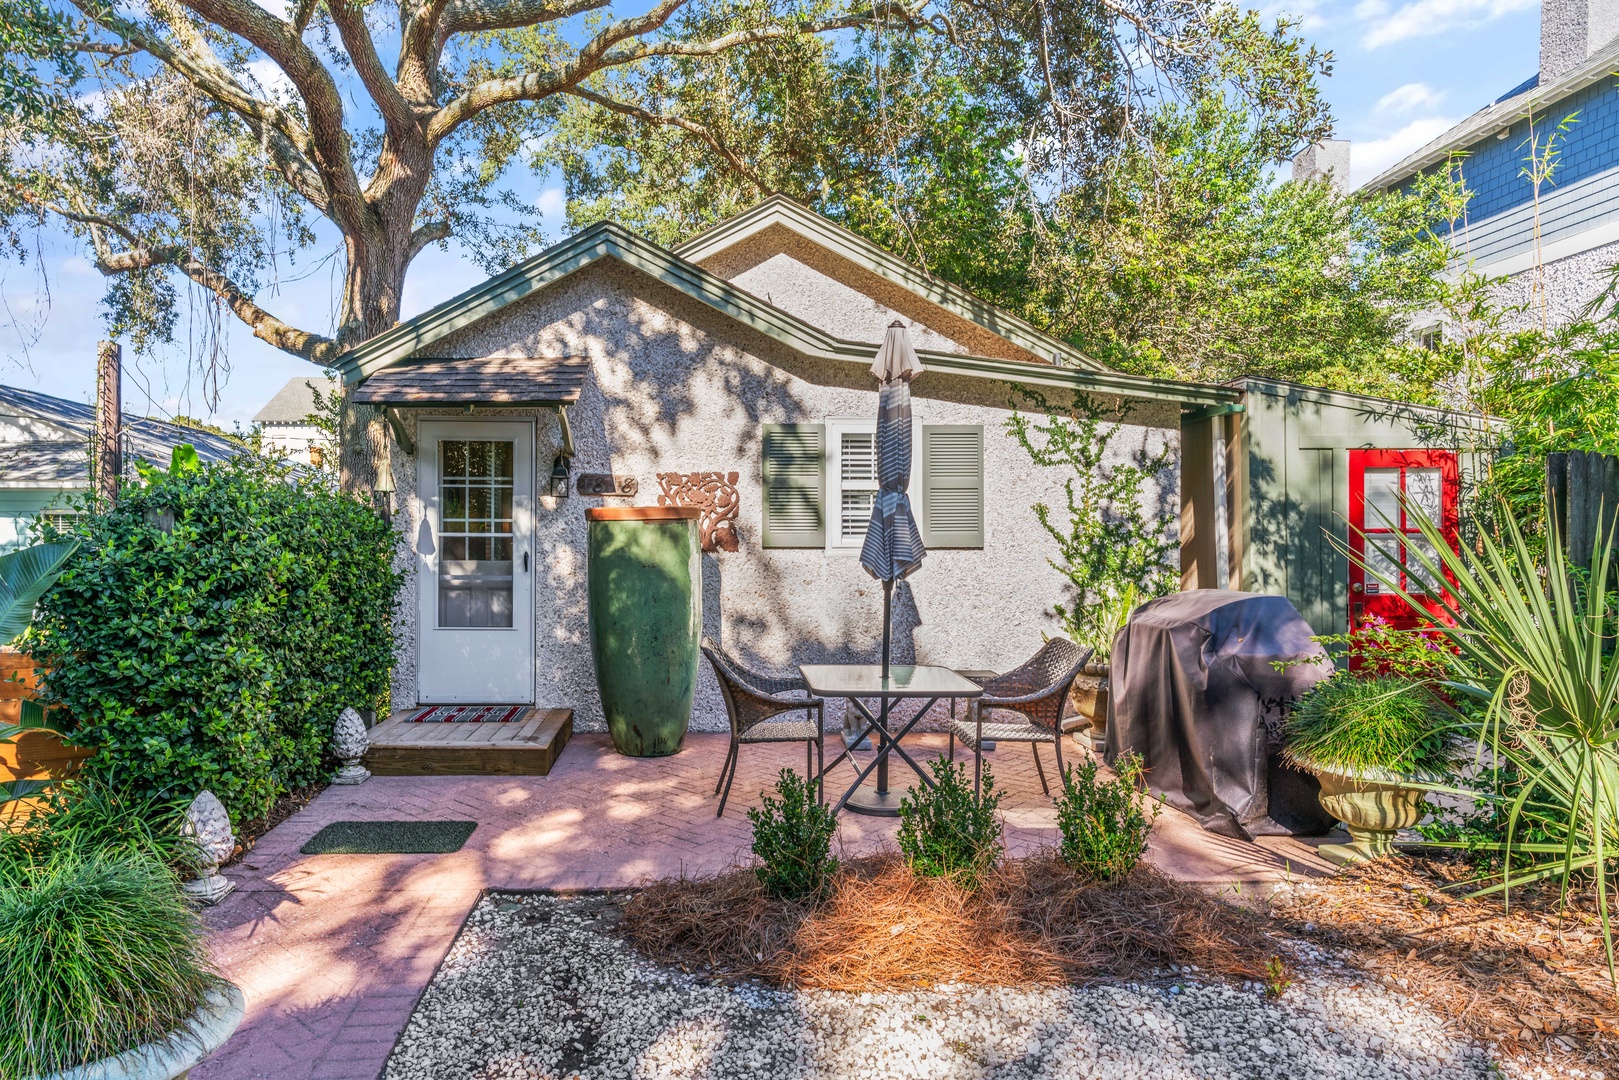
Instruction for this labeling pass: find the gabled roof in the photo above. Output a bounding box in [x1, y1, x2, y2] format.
[1364, 35, 1619, 191]
[334, 209, 1239, 409]
[255, 377, 338, 424]
[674, 196, 1105, 372]
[0, 385, 244, 484]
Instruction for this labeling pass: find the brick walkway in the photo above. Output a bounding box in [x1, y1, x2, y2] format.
[194, 732, 1333, 1080]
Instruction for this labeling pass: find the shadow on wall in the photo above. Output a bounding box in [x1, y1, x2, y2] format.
[439, 261, 1160, 727]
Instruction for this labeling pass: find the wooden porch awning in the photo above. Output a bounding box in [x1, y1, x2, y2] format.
[350, 356, 588, 407]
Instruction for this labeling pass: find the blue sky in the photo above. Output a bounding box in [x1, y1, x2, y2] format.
[0, 0, 1544, 429]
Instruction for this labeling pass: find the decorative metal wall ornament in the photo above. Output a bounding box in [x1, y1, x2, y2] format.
[182, 790, 237, 906]
[330, 706, 372, 785]
[576, 473, 637, 497]
[656, 472, 741, 552]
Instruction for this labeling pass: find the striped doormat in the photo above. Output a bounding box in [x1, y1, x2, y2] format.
[407, 705, 527, 723]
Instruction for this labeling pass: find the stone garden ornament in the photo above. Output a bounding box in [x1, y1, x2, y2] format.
[331, 706, 371, 785]
[182, 790, 236, 905]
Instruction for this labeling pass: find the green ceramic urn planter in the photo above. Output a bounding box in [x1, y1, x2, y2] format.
[586, 506, 702, 757]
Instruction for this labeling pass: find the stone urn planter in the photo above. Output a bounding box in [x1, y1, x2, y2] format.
[1065, 661, 1111, 753]
[40, 981, 245, 1080]
[1296, 757, 1437, 867]
[586, 506, 702, 757]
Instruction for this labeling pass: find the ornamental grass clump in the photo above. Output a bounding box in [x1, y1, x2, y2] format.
[1054, 753, 1159, 881]
[897, 756, 1003, 888]
[1283, 674, 1458, 776]
[747, 769, 838, 902]
[0, 852, 215, 1077]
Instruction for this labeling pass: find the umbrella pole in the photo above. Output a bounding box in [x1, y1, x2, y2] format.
[877, 578, 893, 797]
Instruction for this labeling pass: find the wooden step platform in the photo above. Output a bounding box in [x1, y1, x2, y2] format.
[364, 707, 572, 776]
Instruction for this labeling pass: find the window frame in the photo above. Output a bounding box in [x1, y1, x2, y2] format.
[824, 415, 921, 555]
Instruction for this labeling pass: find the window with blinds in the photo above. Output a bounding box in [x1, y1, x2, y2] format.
[837, 429, 878, 543]
[760, 420, 984, 551]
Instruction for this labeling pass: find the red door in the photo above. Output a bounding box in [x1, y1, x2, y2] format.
[1347, 449, 1460, 636]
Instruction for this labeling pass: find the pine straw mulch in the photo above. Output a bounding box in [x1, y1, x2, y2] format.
[1268, 853, 1619, 1072]
[620, 851, 1283, 991]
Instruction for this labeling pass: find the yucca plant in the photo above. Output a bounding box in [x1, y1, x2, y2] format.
[1352, 501, 1619, 984]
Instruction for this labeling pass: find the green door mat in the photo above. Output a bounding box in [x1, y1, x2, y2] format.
[301, 820, 478, 854]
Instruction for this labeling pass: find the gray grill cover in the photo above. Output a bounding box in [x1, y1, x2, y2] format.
[1104, 590, 1337, 839]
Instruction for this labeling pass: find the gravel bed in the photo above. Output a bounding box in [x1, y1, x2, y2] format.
[382, 892, 1556, 1080]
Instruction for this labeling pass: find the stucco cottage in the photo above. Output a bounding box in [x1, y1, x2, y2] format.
[332, 197, 1487, 737]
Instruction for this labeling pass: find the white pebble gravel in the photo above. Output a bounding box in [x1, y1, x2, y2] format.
[382, 892, 1540, 1080]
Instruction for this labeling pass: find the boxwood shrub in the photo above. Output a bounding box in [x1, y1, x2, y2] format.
[28, 454, 400, 822]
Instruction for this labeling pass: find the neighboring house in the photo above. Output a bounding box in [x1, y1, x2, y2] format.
[1365, 0, 1619, 329]
[254, 377, 338, 466]
[0, 385, 243, 551]
[330, 196, 1488, 731]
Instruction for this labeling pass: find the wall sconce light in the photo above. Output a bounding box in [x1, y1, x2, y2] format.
[373, 456, 396, 524]
[548, 455, 572, 499]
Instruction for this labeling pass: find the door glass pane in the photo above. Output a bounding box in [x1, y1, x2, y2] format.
[1405, 467, 1442, 524]
[1361, 537, 1400, 595]
[1403, 534, 1441, 595]
[1364, 468, 1401, 529]
[439, 439, 514, 628]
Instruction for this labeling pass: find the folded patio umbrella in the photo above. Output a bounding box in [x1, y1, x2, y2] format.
[860, 320, 926, 679]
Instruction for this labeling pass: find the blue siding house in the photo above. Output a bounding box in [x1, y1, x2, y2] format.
[1366, 0, 1619, 326]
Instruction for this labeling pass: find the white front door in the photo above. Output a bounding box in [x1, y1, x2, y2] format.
[417, 419, 535, 703]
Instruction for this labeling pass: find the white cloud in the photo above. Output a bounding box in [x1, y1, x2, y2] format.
[1256, 0, 1328, 32]
[1376, 82, 1444, 116]
[536, 188, 565, 218]
[1351, 116, 1458, 186]
[1357, 0, 1537, 49]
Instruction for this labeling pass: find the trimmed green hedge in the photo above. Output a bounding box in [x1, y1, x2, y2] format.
[28, 455, 400, 822]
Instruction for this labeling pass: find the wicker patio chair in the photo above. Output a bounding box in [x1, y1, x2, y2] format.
[701, 639, 827, 818]
[948, 637, 1094, 799]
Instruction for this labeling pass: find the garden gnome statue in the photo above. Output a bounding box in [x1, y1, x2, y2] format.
[331, 706, 371, 785]
[182, 790, 236, 905]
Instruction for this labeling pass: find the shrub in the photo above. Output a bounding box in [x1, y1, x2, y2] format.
[28, 453, 401, 822]
[1283, 674, 1457, 776]
[1054, 753, 1158, 880]
[897, 756, 1003, 888]
[0, 852, 215, 1076]
[747, 769, 838, 901]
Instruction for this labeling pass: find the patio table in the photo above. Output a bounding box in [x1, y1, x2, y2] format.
[801, 663, 984, 817]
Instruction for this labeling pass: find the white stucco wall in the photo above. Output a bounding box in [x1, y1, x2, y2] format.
[385, 259, 1179, 731]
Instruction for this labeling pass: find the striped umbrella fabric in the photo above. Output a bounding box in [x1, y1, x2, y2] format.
[860, 322, 925, 583]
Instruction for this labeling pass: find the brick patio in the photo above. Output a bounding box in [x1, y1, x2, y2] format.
[193, 732, 1334, 1080]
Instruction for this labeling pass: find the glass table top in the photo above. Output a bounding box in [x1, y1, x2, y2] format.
[798, 664, 984, 698]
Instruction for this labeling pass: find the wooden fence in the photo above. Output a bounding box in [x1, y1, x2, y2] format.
[1547, 450, 1619, 567]
[0, 649, 91, 804]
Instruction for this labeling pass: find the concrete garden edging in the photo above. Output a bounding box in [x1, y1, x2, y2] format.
[36, 982, 245, 1080]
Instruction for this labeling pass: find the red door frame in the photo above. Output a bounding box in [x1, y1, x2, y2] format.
[1347, 448, 1460, 636]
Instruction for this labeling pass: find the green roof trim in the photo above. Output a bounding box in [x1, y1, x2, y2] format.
[334, 216, 1240, 408]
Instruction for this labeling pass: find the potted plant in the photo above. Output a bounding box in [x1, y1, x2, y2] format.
[1065, 584, 1136, 753]
[1283, 673, 1460, 866]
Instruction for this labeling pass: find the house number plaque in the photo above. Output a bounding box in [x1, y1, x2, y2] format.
[577, 473, 638, 497]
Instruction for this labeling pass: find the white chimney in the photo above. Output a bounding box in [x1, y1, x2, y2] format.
[1291, 140, 1351, 193]
[1541, 0, 1619, 84]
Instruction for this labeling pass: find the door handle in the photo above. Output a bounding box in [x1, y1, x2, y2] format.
[523, 552, 530, 573]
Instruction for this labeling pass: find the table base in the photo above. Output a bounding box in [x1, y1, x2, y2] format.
[841, 785, 906, 817]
